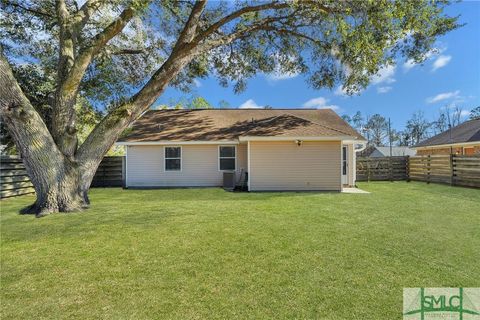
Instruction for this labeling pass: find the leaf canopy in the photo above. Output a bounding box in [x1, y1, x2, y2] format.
[1, 0, 459, 107]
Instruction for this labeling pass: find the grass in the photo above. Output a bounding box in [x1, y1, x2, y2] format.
[1, 182, 479, 319]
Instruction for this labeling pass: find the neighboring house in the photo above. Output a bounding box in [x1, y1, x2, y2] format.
[413, 119, 480, 156]
[366, 146, 416, 157]
[116, 109, 366, 191]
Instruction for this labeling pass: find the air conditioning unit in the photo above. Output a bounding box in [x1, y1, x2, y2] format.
[223, 171, 235, 191]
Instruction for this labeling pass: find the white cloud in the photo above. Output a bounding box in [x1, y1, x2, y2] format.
[302, 97, 328, 108]
[403, 59, 416, 71]
[334, 65, 396, 96]
[266, 71, 299, 81]
[238, 99, 263, 109]
[432, 55, 451, 71]
[460, 110, 470, 118]
[302, 97, 340, 111]
[402, 47, 446, 72]
[334, 86, 349, 97]
[426, 90, 460, 104]
[377, 86, 392, 94]
[192, 79, 201, 87]
[371, 65, 396, 85]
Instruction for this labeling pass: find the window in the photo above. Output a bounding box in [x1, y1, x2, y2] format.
[165, 146, 181, 171]
[219, 146, 236, 171]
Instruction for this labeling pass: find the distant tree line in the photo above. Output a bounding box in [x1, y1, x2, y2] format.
[342, 106, 480, 147]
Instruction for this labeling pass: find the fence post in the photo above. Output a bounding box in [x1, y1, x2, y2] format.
[389, 156, 393, 182]
[406, 156, 410, 182]
[367, 158, 371, 182]
[426, 155, 431, 184]
[450, 154, 455, 186]
[122, 156, 126, 188]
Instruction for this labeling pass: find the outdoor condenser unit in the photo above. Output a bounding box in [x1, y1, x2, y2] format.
[223, 171, 236, 191]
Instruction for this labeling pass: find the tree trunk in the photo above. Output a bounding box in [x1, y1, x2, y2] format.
[1, 52, 94, 217]
[20, 160, 92, 217]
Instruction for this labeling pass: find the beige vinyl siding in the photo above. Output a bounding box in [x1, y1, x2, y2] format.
[236, 143, 248, 177]
[249, 141, 341, 191]
[126, 144, 247, 187]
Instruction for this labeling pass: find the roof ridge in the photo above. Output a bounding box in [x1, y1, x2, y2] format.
[284, 110, 353, 136]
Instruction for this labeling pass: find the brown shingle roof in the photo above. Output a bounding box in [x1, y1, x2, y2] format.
[118, 109, 365, 142]
[415, 119, 480, 148]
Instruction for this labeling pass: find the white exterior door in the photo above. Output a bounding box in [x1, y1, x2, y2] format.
[342, 146, 348, 185]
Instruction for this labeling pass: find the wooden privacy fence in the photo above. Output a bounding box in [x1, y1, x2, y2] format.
[409, 155, 480, 188]
[1, 156, 125, 199]
[357, 155, 480, 188]
[91, 156, 125, 188]
[356, 156, 409, 181]
[0, 157, 34, 198]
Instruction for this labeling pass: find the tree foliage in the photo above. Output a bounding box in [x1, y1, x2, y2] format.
[365, 114, 389, 147]
[431, 104, 464, 135]
[470, 106, 480, 120]
[342, 105, 473, 147]
[1, 0, 459, 112]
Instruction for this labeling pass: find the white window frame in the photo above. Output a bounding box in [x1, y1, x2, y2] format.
[164, 146, 182, 172]
[218, 145, 237, 171]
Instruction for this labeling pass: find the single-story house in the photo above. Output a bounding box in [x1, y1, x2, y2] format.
[116, 109, 366, 191]
[413, 119, 480, 156]
[364, 146, 416, 157]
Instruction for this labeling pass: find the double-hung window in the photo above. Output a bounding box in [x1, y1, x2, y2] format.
[219, 146, 236, 171]
[165, 146, 181, 171]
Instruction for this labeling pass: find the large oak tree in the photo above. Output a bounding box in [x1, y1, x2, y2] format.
[0, 0, 458, 216]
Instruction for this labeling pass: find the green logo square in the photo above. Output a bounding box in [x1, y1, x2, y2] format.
[404, 288, 480, 320]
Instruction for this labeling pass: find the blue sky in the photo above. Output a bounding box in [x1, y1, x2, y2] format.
[156, 1, 480, 131]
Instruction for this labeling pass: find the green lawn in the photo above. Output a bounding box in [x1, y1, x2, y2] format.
[1, 182, 479, 319]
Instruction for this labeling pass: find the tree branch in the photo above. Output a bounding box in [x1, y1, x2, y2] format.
[268, 28, 324, 46]
[194, 1, 339, 45]
[56, 0, 74, 79]
[3, 1, 54, 18]
[173, 0, 207, 51]
[198, 17, 283, 52]
[77, 45, 196, 165]
[52, 0, 79, 157]
[72, 0, 102, 31]
[195, 2, 291, 43]
[60, 4, 141, 94]
[112, 49, 146, 55]
[53, 1, 146, 157]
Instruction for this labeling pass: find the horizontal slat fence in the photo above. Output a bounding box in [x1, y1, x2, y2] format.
[357, 155, 480, 188]
[356, 156, 408, 181]
[91, 156, 125, 187]
[0, 156, 35, 198]
[453, 156, 480, 188]
[1, 156, 125, 199]
[409, 155, 480, 188]
[408, 155, 452, 184]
